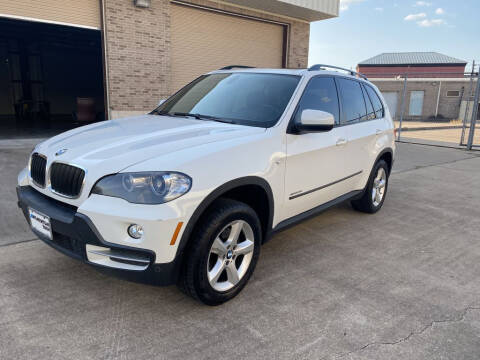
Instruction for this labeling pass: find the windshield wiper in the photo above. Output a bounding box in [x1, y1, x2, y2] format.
[172, 112, 235, 124]
[150, 108, 163, 115]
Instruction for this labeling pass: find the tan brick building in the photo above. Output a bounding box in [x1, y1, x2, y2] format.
[0, 0, 339, 135]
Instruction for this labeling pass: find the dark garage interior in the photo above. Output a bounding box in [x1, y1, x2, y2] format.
[0, 18, 105, 138]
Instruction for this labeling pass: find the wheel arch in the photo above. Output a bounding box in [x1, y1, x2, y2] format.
[176, 176, 274, 261]
[360, 147, 394, 196]
[376, 147, 394, 174]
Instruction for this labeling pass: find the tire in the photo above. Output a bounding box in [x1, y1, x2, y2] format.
[351, 159, 389, 214]
[179, 198, 261, 305]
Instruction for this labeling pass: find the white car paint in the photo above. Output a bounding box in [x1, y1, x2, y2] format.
[18, 68, 395, 270]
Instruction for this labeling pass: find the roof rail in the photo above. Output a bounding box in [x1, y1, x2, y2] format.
[308, 64, 368, 80]
[219, 65, 255, 70]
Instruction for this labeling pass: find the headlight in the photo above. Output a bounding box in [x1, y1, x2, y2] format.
[91, 172, 192, 204]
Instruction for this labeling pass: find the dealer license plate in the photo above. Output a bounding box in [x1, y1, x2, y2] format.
[28, 208, 52, 240]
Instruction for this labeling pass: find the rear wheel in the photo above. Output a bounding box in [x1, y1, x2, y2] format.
[179, 198, 261, 305]
[351, 159, 389, 213]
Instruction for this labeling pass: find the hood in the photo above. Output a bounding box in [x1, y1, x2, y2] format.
[35, 114, 265, 176]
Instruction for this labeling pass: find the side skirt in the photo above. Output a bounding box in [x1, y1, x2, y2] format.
[268, 190, 364, 237]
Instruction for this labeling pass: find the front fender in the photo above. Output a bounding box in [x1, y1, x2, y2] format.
[175, 176, 275, 258]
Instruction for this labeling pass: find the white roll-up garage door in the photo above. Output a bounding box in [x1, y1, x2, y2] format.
[171, 3, 286, 92]
[0, 0, 101, 29]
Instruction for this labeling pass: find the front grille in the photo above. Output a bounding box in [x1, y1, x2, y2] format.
[30, 153, 47, 187]
[50, 163, 85, 198]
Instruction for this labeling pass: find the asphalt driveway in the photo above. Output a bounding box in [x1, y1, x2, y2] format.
[1, 141, 480, 359]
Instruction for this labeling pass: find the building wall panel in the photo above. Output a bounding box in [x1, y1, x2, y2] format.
[105, 0, 310, 117]
[374, 79, 474, 120]
[0, 0, 100, 29]
[171, 3, 284, 91]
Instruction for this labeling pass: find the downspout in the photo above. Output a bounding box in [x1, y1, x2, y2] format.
[435, 81, 442, 120]
[100, 0, 111, 120]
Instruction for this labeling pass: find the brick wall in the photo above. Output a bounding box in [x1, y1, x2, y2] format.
[288, 21, 309, 68]
[104, 0, 310, 118]
[104, 0, 171, 118]
[372, 79, 473, 121]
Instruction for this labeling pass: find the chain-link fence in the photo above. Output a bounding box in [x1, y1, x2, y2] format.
[368, 70, 480, 150]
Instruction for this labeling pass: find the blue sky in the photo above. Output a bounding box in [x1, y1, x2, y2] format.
[309, 0, 480, 71]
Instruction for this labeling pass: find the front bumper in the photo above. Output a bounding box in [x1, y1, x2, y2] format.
[16, 186, 181, 286]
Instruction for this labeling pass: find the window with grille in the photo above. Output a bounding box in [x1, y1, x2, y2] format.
[446, 90, 460, 97]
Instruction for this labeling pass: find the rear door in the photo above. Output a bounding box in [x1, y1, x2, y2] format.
[284, 76, 351, 219]
[334, 78, 372, 192]
[337, 79, 387, 190]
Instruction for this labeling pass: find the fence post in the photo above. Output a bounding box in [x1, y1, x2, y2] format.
[460, 73, 474, 145]
[397, 74, 408, 141]
[466, 73, 480, 150]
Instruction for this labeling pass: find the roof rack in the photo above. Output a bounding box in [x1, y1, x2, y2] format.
[308, 64, 368, 80]
[219, 65, 255, 70]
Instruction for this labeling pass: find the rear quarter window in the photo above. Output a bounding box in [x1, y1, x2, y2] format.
[364, 84, 385, 118]
[336, 78, 367, 124]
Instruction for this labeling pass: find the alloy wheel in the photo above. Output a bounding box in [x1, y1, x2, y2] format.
[372, 167, 387, 207]
[207, 220, 255, 292]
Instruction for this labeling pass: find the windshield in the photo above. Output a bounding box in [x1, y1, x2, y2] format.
[153, 73, 301, 128]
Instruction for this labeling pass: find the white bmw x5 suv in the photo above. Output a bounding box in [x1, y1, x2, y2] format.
[17, 65, 395, 305]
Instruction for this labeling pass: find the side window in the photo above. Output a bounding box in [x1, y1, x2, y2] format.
[337, 78, 367, 124]
[361, 84, 376, 120]
[294, 77, 340, 124]
[365, 85, 385, 118]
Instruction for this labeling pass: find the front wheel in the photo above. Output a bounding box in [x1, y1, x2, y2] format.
[179, 198, 261, 305]
[351, 160, 389, 213]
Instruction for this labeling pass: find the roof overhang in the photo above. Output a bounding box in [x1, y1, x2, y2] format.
[220, 0, 339, 21]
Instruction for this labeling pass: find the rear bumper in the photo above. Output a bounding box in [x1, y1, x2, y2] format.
[16, 186, 181, 286]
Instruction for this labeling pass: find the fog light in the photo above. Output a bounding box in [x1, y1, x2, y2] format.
[128, 224, 144, 239]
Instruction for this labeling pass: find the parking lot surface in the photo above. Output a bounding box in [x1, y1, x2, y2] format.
[1, 141, 480, 359]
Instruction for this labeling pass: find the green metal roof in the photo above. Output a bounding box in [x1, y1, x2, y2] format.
[359, 52, 467, 66]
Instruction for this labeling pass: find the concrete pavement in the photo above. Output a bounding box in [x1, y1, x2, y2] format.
[1, 142, 480, 359]
[0, 145, 36, 246]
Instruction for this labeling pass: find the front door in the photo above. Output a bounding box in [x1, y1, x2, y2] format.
[284, 76, 353, 220]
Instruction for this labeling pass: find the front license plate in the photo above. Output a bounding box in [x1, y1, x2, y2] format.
[28, 208, 52, 240]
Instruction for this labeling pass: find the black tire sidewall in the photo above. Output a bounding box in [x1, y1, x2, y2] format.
[190, 201, 261, 305]
[367, 160, 389, 212]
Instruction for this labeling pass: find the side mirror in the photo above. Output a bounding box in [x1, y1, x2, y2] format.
[157, 99, 166, 107]
[295, 109, 335, 133]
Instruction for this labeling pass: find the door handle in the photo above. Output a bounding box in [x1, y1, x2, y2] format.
[336, 138, 347, 146]
[376, 129, 383, 135]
